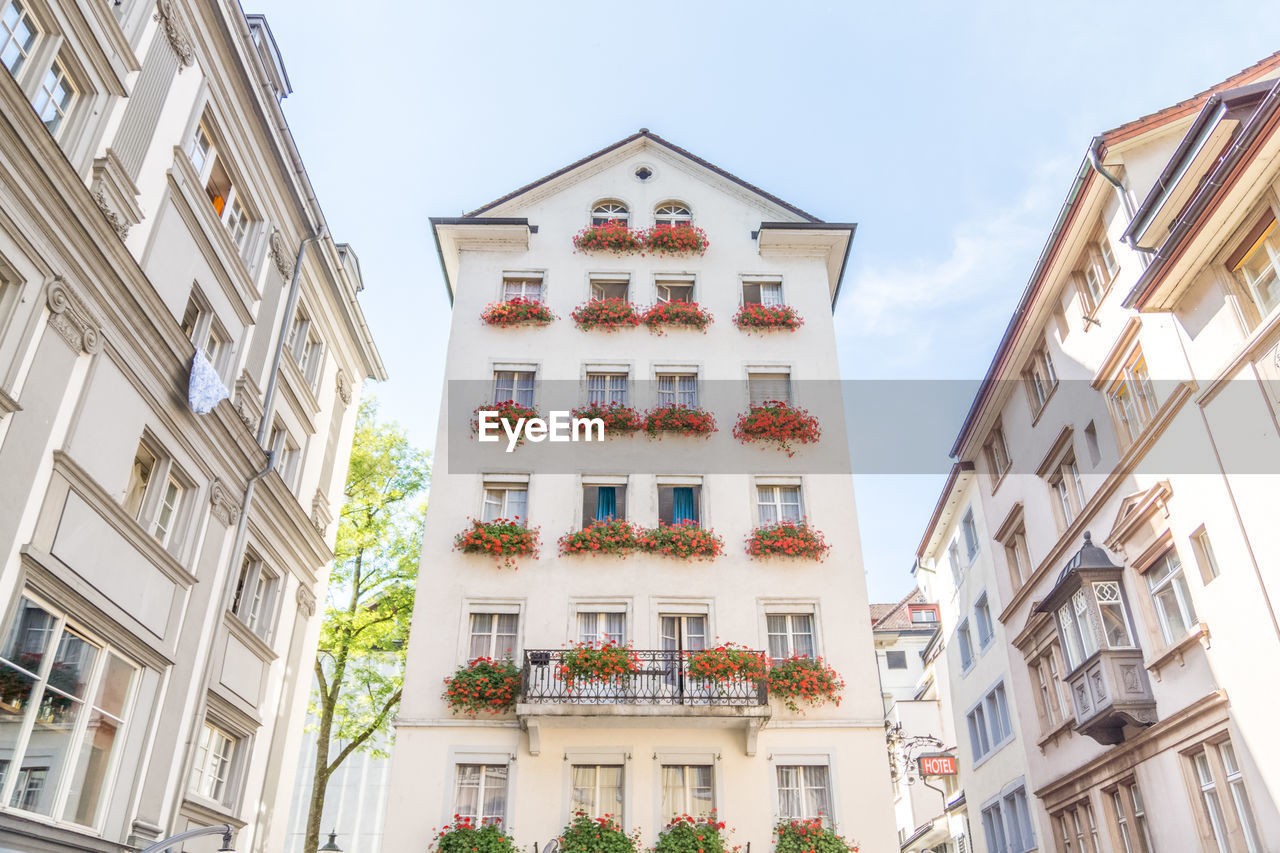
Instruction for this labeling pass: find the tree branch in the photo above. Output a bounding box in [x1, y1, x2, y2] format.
[327, 687, 402, 774]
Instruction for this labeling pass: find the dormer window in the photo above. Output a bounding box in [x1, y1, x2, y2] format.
[1230, 213, 1279, 319]
[654, 202, 691, 226]
[591, 200, 629, 226]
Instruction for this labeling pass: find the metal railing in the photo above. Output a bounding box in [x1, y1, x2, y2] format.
[520, 649, 767, 706]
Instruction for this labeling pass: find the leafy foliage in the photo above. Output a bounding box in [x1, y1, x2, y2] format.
[773, 818, 859, 853]
[654, 815, 732, 853]
[433, 818, 520, 853]
[443, 657, 521, 716]
[559, 811, 642, 853]
[767, 656, 845, 712]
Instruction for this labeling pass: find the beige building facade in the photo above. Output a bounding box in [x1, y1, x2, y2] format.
[0, 1, 384, 851]
[383, 132, 897, 853]
[936, 53, 1280, 853]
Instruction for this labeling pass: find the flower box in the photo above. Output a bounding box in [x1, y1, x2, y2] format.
[472, 401, 540, 446]
[733, 303, 803, 332]
[453, 518, 539, 569]
[573, 221, 645, 254]
[767, 655, 844, 712]
[644, 405, 717, 438]
[433, 819, 520, 853]
[558, 519, 641, 556]
[732, 402, 821, 456]
[443, 657, 521, 716]
[745, 520, 830, 560]
[572, 298, 642, 331]
[774, 818, 859, 853]
[687, 643, 768, 683]
[570, 402, 644, 436]
[480, 297, 557, 328]
[643, 223, 710, 256]
[557, 642, 641, 686]
[655, 815, 731, 853]
[637, 521, 724, 560]
[642, 301, 713, 334]
[560, 812, 642, 853]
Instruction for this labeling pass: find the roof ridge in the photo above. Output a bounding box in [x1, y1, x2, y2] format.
[871, 586, 923, 628]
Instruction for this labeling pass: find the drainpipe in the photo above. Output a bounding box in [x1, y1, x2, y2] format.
[259, 226, 326, 445]
[1087, 137, 1155, 263]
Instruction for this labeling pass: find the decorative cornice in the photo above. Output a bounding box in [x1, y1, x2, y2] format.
[45, 278, 104, 355]
[310, 489, 332, 536]
[93, 189, 129, 240]
[269, 229, 294, 279]
[153, 0, 195, 70]
[335, 368, 352, 405]
[295, 583, 316, 618]
[209, 479, 241, 526]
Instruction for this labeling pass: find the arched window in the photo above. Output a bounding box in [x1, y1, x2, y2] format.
[654, 202, 692, 226]
[591, 200, 629, 226]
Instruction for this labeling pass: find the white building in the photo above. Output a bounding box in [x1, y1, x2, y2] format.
[0, 0, 384, 850]
[382, 131, 896, 853]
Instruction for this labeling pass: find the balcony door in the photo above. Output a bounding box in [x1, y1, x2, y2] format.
[660, 615, 707, 703]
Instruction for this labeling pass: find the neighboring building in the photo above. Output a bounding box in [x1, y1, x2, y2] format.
[873, 591, 967, 853]
[0, 1, 385, 851]
[914, 465, 1042, 853]
[383, 130, 897, 853]
[940, 55, 1280, 852]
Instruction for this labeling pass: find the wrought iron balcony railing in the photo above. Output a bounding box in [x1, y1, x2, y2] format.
[520, 649, 768, 706]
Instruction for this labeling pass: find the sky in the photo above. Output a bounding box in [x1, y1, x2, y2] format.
[251, 0, 1280, 603]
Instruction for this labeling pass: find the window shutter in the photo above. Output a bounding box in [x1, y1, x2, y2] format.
[658, 487, 674, 524]
[748, 372, 791, 406]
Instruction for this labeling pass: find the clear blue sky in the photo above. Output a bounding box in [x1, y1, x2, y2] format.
[253, 0, 1280, 603]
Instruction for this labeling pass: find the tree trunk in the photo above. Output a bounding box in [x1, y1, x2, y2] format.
[303, 674, 334, 853]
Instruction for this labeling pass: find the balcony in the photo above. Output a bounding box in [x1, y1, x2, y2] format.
[517, 649, 770, 756]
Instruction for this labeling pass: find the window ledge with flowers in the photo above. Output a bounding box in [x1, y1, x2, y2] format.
[573, 221, 645, 254]
[733, 402, 821, 456]
[480, 297, 557, 328]
[643, 301, 713, 334]
[453, 518, 540, 569]
[644, 223, 710, 256]
[644, 404, 717, 438]
[637, 521, 724, 560]
[432, 817, 520, 853]
[443, 657, 521, 716]
[572, 298, 642, 331]
[767, 655, 844, 712]
[774, 817, 859, 853]
[745, 520, 830, 560]
[558, 519, 641, 556]
[472, 402, 541, 446]
[733, 303, 804, 332]
[570, 401, 644, 436]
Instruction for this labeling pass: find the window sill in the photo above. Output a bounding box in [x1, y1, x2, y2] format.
[971, 734, 1014, 770]
[1144, 622, 1210, 681]
[224, 610, 280, 662]
[1036, 715, 1075, 752]
[180, 794, 248, 829]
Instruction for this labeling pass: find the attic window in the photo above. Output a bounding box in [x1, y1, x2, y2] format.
[634, 166, 653, 181]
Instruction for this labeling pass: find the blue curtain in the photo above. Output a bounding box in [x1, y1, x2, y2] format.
[673, 487, 696, 524]
[595, 487, 617, 521]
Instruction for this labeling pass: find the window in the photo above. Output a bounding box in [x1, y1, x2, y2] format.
[1193, 751, 1232, 853]
[188, 122, 213, 176]
[656, 373, 697, 407]
[502, 274, 542, 302]
[582, 482, 626, 524]
[949, 541, 964, 586]
[766, 613, 815, 662]
[268, 422, 299, 487]
[1054, 800, 1101, 853]
[1220, 742, 1263, 853]
[590, 277, 629, 301]
[1145, 550, 1197, 644]
[985, 426, 1011, 481]
[982, 802, 1009, 853]
[590, 200, 628, 226]
[190, 722, 236, 802]
[974, 594, 994, 649]
[122, 441, 189, 551]
[1, 0, 37, 76]
[757, 485, 802, 525]
[1057, 589, 1099, 670]
[493, 370, 535, 407]
[586, 371, 628, 405]
[187, 116, 257, 253]
[577, 611, 626, 646]
[1024, 344, 1058, 412]
[1230, 214, 1280, 319]
[287, 307, 324, 388]
[123, 443, 156, 519]
[653, 202, 691, 226]
[1076, 234, 1119, 314]
[152, 472, 185, 547]
[661, 764, 712, 819]
[1107, 779, 1154, 853]
[1003, 526, 1032, 588]
[570, 764, 623, 819]
[180, 292, 231, 376]
[776, 764, 831, 821]
[742, 278, 784, 306]
[983, 790, 1034, 853]
[655, 277, 694, 303]
[1108, 347, 1159, 445]
[0, 595, 137, 827]
[454, 764, 508, 824]
[482, 483, 528, 524]
[468, 613, 518, 660]
[32, 57, 73, 138]
[657, 483, 700, 526]
[967, 682, 1012, 760]
[1093, 581, 1134, 648]
[230, 553, 280, 641]
[748, 371, 791, 406]
[1192, 527, 1221, 584]
[962, 509, 979, 561]
[1048, 456, 1086, 529]
[909, 605, 939, 624]
[885, 650, 907, 670]
[957, 619, 974, 671]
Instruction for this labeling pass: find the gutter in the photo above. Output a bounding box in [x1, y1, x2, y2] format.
[1087, 137, 1153, 264]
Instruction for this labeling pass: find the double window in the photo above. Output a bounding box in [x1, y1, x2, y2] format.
[0, 595, 137, 828]
[123, 440, 189, 552]
[190, 722, 236, 803]
[482, 482, 528, 524]
[454, 763, 508, 824]
[653, 202, 691, 226]
[1, 2, 80, 143]
[656, 372, 697, 407]
[982, 785, 1035, 853]
[577, 611, 625, 647]
[967, 682, 1013, 760]
[1030, 646, 1069, 733]
[586, 370, 628, 406]
[1190, 739, 1263, 853]
[742, 277, 784, 306]
[974, 593, 994, 649]
[1107, 347, 1159, 446]
[1230, 213, 1280, 320]
[180, 290, 232, 378]
[1145, 550, 1197, 644]
[766, 613, 815, 662]
[589, 276, 629, 301]
[1055, 800, 1102, 853]
[1024, 343, 1058, 412]
[1076, 233, 1119, 315]
[661, 764, 713, 818]
[502, 273, 543, 303]
[1107, 778, 1154, 853]
[776, 764, 831, 821]
[187, 119, 257, 254]
[655, 276, 694, 303]
[1048, 455, 1086, 529]
[570, 764, 623, 819]
[230, 552, 281, 641]
[468, 613, 518, 660]
[757, 485, 802, 525]
[591, 200, 628, 226]
[493, 369, 535, 407]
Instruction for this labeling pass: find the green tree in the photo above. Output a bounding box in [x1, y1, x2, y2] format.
[304, 399, 429, 853]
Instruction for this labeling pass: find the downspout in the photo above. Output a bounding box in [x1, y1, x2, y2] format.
[1087, 137, 1155, 263]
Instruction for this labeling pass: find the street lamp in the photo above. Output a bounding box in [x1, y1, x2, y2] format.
[318, 829, 343, 852]
[139, 825, 235, 853]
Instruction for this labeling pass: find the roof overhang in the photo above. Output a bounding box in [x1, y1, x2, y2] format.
[914, 461, 976, 562]
[430, 217, 532, 305]
[755, 222, 856, 308]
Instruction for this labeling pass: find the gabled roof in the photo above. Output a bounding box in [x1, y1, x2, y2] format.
[871, 588, 929, 631]
[464, 129, 824, 222]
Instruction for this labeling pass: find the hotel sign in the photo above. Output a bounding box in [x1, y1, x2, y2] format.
[918, 753, 958, 776]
